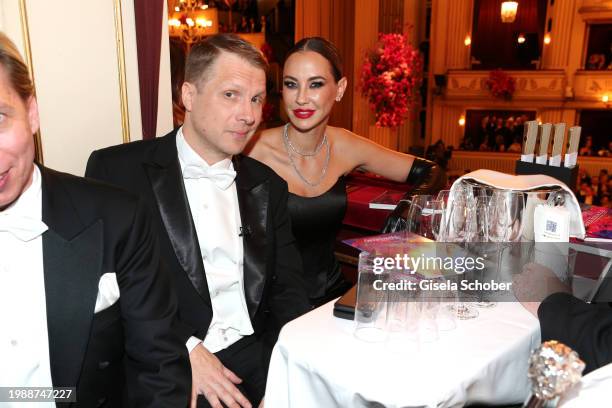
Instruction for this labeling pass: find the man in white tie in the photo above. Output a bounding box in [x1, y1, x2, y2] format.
[86, 34, 310, 408]
[0, 32, 190, 406]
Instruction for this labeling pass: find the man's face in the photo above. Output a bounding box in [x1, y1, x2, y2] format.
[181, 51, 266, 164]
[0, 66, 39, 210]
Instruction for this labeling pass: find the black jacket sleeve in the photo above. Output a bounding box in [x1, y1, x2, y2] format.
[117, 198, 191, 407]
[539, 292, 612, 374]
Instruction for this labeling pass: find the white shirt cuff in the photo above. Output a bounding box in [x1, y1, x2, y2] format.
[186, 336, 203, 354]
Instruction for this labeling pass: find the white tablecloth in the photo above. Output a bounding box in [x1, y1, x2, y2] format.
[265, 301, 540, 408]
[559, 362, 612, 407]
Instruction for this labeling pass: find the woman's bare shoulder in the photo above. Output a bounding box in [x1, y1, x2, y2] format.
[246, 126, 284, 161]
[327, 126, 368, 149]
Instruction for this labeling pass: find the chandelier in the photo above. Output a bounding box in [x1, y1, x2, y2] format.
[500, 1, 518, 23]
[168, 0, 217, 50]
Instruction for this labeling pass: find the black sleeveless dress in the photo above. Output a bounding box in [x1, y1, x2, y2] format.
[287, 177, 352, 307]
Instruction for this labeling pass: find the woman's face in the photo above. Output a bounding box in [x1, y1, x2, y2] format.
[282, 51, 346, 132]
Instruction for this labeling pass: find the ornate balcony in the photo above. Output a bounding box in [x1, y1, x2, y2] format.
[573, 70, 612, 102]
[444, 70, 567, 102]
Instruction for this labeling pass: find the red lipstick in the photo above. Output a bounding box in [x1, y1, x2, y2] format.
[293, 109, 315, 119]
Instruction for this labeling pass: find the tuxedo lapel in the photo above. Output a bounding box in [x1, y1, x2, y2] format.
[144, 134, 210, 305]
[40, 168, 103, 388]
[234, 156, 268, 318]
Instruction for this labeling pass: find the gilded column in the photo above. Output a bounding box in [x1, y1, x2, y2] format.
[295, 0, 327, 41]
[444, 0, 473, 69]
[431, 104, 463, 148]
[352, 0, 396, 147]
[542, 0, 577, 69]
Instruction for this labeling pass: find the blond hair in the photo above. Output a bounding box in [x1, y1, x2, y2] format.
[0, 32, 34, 101]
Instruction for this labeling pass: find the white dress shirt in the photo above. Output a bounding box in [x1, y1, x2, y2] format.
[177, 128, 254, 354]
[0, 165, 54, 407]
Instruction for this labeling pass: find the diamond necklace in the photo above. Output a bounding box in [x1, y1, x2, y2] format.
[283, 123, 327, 157]
[283, 123, 330, 187]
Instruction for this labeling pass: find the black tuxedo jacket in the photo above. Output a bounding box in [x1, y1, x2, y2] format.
[85, 129, 309, 345]
[539, 292, 612, 374]
[39, 166, 190, 407]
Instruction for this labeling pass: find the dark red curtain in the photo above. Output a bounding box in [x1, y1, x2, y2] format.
[134, 0, 164, 139]
[472, 0, 547, 69]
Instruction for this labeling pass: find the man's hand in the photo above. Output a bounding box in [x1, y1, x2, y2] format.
[513, 262, 571, 317]
[189, 344, 252, 408]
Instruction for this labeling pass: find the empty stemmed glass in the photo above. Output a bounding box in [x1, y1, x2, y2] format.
[487, 190, 526, 305]
[445, 189, 472, 242]
[460, 189, 498, 308]
[427, 199, 445, 242]
[406, 195, 435, 238]
[439, 186, 479, 319]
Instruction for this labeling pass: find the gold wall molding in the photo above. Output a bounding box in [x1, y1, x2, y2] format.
[445, 70, 566, 100]
[18, 0, 43, 164]
[113, 0, 130, 143]
[578, 0, 612, 21]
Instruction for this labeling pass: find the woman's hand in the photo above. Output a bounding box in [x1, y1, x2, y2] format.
[381, 158, 446, 233]
[405, 157, 447, 196]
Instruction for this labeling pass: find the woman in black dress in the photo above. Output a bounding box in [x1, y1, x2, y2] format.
[247, 37, 445, 306]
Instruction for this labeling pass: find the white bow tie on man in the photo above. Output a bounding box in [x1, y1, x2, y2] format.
[0, 212, 48, 241]
[182, 164, 237, 190]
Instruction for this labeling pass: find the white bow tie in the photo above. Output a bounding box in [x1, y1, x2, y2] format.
[0, 212, 48, 242]
[182, 164, 237, 190]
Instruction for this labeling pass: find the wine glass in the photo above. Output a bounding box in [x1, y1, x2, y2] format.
[445, 188, 471, 242]
[460, 190, 498, 308]
[468, 190, 491, 243]
[428, 200, 445, 242]
[435, 190, 451, 242]
[440, 186, 480, 319]
[406, 195, 435, 239]
[487, 190, 526, 305]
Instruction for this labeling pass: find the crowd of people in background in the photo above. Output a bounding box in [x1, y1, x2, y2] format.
[460, 114, 529, 153]
[579, 135, 612, 157]
[578, 169, 612, 208]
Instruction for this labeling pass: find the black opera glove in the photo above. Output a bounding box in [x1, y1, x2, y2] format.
[381, 158, 447, 233]
[405, 157, 447, 196]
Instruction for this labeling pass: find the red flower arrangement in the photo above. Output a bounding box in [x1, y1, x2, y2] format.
[486, 69, 516, 100]
[360, 33, 423, 128]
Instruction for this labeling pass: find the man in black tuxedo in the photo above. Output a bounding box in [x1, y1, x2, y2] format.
[538, 292, 612, 374]
[516, 260, 612, 374]
[0, 33, 190, 406]
[86, 34, 309, 408]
